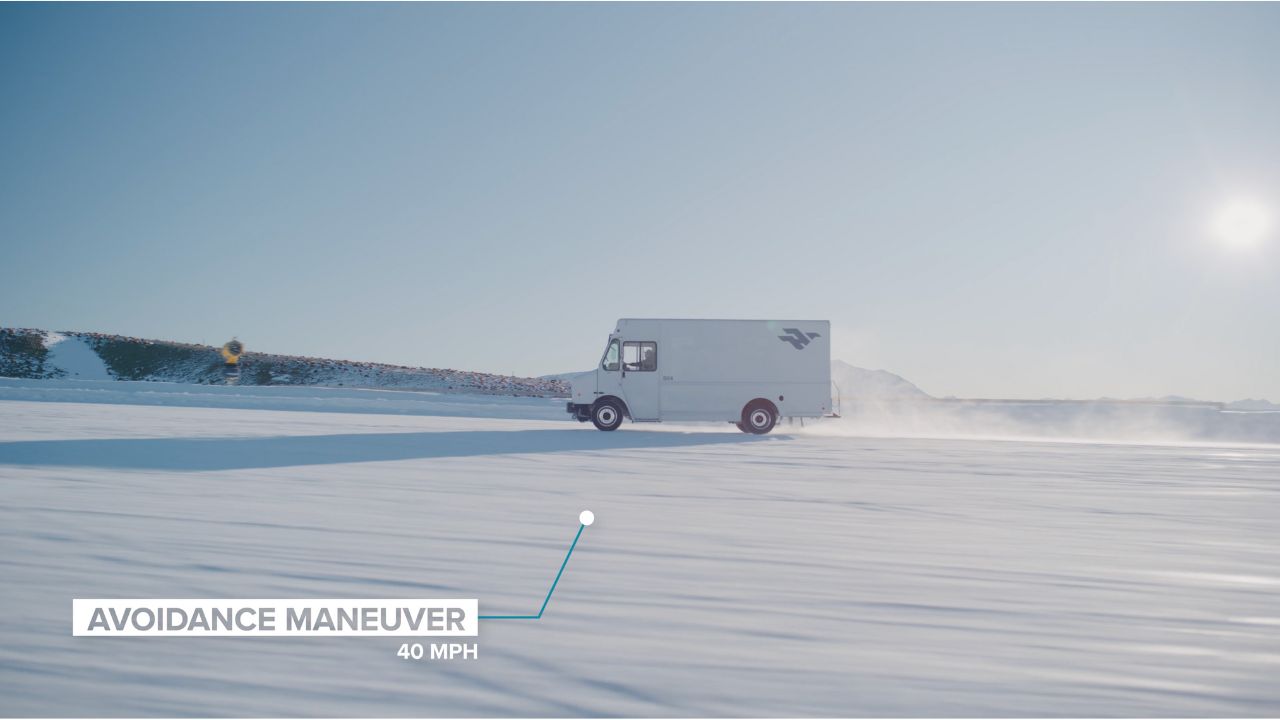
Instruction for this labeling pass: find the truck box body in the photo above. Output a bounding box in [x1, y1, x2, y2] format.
[568, 319, 831, 432]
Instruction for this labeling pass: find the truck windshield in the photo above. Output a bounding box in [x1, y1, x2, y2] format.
[601, 339, 619, 371]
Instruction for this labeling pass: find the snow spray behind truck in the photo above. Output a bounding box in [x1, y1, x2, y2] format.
[567, 319, 833, 434]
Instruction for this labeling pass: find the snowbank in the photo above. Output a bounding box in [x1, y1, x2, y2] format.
[0, 377, 567, 421]
[42, 332, 113, 380]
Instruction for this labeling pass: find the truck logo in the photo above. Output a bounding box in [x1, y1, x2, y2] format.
[778, 328, 821, 350]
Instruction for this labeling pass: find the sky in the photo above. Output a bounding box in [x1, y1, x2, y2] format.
[2, 3, 1278, 401]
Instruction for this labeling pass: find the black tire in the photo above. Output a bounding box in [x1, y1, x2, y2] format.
[741, 400, 777, 435]
[592, 399, 624, 431]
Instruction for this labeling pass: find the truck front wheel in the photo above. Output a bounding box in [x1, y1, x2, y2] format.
[741, 401, 777, 435]
[592, 400, 624, 431]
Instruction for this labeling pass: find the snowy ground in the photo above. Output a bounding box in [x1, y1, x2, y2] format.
[1, 382, 1278, 716]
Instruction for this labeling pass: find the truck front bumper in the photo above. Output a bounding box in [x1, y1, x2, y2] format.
[567, 402, 591, 422]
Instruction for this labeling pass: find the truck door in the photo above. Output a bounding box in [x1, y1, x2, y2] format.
[620, 340, 660, 421]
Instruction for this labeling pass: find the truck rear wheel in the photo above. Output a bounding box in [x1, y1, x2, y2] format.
[741, 401, 777, 434]
[592, 399, 623, 431]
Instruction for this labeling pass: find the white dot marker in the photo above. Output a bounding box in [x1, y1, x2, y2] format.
[579, 510, 595, 526]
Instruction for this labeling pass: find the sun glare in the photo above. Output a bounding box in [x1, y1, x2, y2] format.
[1210, 199, 1271, 250]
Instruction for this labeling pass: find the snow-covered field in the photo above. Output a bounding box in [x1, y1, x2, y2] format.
[1, 381, 1278, 716]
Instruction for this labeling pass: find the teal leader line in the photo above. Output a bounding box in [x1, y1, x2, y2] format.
[478, 522, 586, 620]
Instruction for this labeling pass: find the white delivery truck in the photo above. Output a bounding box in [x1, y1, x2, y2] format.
[567, 319, 832, 434]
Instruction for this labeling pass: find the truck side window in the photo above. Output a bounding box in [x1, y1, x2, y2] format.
[601, 339, 620, 371]
[622, 341, 657, 371]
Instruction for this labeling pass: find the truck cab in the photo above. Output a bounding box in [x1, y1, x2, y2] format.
[568, 330, 659, 427]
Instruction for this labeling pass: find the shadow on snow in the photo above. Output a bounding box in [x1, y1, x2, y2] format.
[0, 428, 773, 471]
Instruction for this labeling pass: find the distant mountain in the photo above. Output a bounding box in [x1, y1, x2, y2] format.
[831, 360, 932, 400]
[1123, 395, 1277, 410]
[1128, 395, 1203, 403]
[539, 370, 592, 382]
[1226, 398, 1280, 411]
[0, 328, 568, 397]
